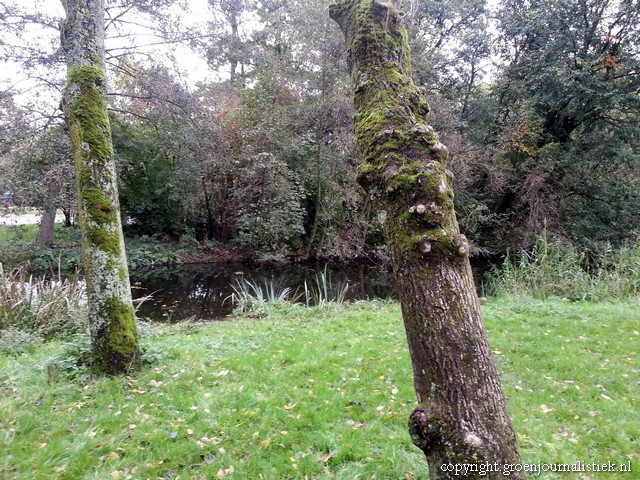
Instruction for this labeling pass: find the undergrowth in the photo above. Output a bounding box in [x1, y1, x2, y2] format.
[488, 234, 640, 301]
[0, 263, 87, 354]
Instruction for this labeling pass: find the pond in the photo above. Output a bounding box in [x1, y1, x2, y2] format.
[130, 261, 397, 322]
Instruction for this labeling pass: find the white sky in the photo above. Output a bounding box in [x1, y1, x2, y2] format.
[3, 0, 505, 111]
[1, 0, 215, 110]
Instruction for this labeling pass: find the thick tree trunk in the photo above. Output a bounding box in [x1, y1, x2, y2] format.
[61, 0, 140, 374]
[329, 1, 522, 478]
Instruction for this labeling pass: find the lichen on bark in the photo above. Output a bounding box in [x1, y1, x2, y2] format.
[330, 1, 522, 477]
[62, 0, 140, 374]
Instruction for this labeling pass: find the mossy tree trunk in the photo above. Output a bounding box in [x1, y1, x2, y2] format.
[61, 0, 140, 374]
[329, 1, 522, 477]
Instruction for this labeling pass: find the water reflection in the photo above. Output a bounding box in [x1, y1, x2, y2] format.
[130, 262, 396, 322]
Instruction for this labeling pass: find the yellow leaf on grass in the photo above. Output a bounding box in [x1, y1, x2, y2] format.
[216, 465, 234, 478]
[322, 450, 337, 463]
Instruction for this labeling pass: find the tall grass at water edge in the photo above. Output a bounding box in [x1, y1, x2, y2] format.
[0, 263, 87, 354]
[487, 234, 640, 301]
[230, 266, 350, 316]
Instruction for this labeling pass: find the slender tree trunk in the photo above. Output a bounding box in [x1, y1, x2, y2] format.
[330, 2, 522, 478]
[61, 0, 140, 374]
[63, 207, 73, 227]
[37, 178, 61, 247]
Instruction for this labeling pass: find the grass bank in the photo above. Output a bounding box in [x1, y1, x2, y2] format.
[1, 299, 638, 479]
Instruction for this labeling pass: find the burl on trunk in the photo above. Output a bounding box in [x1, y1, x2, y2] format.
[329, 1, 522, 477]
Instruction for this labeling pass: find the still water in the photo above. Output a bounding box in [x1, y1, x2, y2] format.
[130, 262, 396, 322]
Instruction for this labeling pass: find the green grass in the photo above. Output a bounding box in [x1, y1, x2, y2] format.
[1, 299, 639, 479]
[0, 224, 40, 245]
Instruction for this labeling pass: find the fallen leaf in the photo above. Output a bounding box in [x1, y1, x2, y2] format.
[216, 466, 234, 478]
[322, 450, 337, 463]
[540, 405, 553, 414]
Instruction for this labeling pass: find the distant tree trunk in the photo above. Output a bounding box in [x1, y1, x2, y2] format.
[62, 207, 73, 227]
[61, 0, 140, 374]
[37, 178, 61, 247]
[330, 1, 522, 478]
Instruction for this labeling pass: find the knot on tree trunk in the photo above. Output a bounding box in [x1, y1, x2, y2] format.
[408, 406, 440, 456]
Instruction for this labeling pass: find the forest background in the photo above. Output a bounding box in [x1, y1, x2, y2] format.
[1, 0, 639, 268]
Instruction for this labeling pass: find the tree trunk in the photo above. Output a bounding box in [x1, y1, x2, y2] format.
[61, 0, 140, 374]
[37, 177, 61, 248]
[329, 2, 522, 478]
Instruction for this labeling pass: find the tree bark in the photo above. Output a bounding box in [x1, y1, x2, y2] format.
[37, 177, 61, 248]
[329, 1, 522, 478]
[61, 0, 140, 374]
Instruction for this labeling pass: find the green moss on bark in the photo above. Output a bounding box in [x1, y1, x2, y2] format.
[331, 2, 522, 475]
[330, 0, 460, 263]
[63, 0, 139, 376]
[87, 226, 120, 256]
[92, 298, 140, 374]
[67, 65, 113, 163]
[81, 187, 117, 223]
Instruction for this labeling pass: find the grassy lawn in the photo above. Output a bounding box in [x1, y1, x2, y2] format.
[0, 223, 39, 245]
[0, 298, 638, 479]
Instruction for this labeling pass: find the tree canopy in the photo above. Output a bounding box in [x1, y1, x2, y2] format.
[1, 0, 638, 259]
